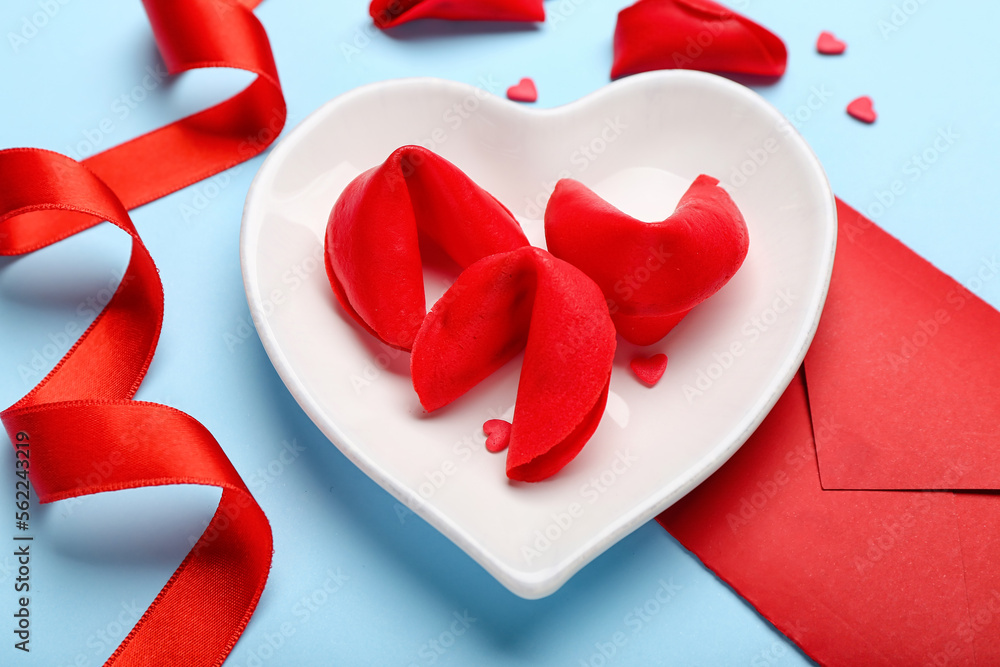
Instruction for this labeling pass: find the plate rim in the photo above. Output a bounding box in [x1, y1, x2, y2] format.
[240, 71, 838, 598]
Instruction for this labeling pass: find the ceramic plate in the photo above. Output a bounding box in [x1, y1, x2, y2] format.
[240, 72, 836, 598]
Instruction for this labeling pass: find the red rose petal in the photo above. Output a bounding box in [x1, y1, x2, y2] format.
[483, 419, 512, 453]
[370, 0, 545, 29]
[544, 175, 749, 346]
[611, 0, 787, 79]
[411, 247, 616, 482]
[847, 96, 877, 124]
[506, 77, 538, 103]
[324, 146, 529, 351]
[816, 30, 847, 55]
[630, 354, 668, 386]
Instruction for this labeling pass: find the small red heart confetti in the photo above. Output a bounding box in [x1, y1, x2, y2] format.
[847, 96, 877, 124]
[483, 419, 512, 453]
[507, 77, 538, 103]
[630, 354, 668, 387]
[816, 31, 847, 55]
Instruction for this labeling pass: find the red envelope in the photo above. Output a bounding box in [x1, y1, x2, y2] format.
[659, 200, 1000, 666]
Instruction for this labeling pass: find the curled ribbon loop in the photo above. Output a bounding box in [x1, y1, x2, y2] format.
[1, 0, 284, 664]
[0, 149, 273, 667]
[5, 0, 286, 254]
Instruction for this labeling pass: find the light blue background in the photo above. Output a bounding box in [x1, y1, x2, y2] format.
[2, 1, 999, 665]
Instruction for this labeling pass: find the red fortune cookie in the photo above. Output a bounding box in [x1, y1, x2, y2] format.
[324, 146, 529, 351]
[611, 0, 788, 80]
[370, 0, 545, 29]
[411, 247, 617, 482]
[544, 175, 749, 346]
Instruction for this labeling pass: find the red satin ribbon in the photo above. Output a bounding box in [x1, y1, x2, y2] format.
[6, 0, 284, 253]
[1, 0, 284, 664]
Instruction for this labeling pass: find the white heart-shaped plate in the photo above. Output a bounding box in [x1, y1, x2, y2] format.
[240, 72, 836, 599]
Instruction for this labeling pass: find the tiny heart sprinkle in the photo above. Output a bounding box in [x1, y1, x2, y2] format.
[483, 419, 512, 453]
[507, 77, 538, 103]
[630, 354, 668, 387]
[847, 96, 877, 124]
[816, 31, 847, 55]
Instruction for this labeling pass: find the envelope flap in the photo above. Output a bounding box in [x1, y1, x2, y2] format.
[660, 373, 977, 666]
[804, 200, 1000, 491]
